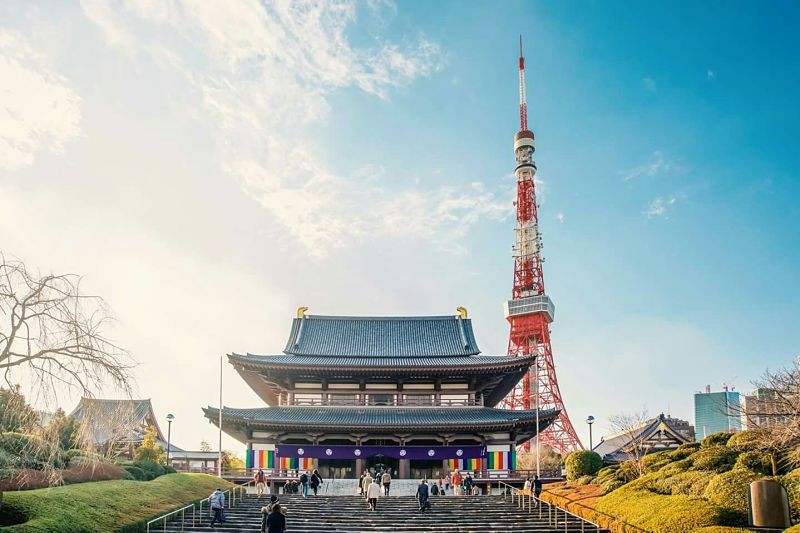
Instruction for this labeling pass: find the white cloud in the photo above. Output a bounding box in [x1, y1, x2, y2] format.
[645, 195, 678, 218]
[77, 0, 504, 257]
[707, 69, 715, 81]
[622, 150, 675, 182]
[556, 212, 564, 223]
[642, 76, 656, 91]
[0, 30, 81, 171]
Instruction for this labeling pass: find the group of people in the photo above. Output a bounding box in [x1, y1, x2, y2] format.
[359, 468, 393, 510]
[258, 468, 323, 498]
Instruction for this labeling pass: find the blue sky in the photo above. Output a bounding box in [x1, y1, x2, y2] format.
[0, 1, 797, 451]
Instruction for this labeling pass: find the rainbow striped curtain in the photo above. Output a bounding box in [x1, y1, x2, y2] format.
[486, 450, 516, 470]
[278, 457, 314, 470]
[447, 458, 483, 471]
[245, 450, 275, 469]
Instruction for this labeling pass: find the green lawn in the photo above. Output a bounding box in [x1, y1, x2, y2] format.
[0, 473, 233, 533]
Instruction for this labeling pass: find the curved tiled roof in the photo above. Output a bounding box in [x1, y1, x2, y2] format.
[283, 315, 480, 357]
[204, 405, 559, 430]
[229, 352, 535, 371]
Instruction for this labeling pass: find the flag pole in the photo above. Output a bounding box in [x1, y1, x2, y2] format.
[218, 354, 223, 477]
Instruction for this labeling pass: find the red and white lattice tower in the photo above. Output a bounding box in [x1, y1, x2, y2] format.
[501, 36, 583, 455]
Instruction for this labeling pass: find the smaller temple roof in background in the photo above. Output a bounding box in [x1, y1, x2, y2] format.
[593, 413, 693, 463]
[283, 315, 480, 357]
[71, 398, 164, 445]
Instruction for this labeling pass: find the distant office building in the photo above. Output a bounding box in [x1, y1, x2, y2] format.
[743, 388, 783, 429]
[694, 385, 742, 438]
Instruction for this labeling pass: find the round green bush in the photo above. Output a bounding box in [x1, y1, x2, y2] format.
[123, 465, 147, 481]
[780, 468, 800, 522]
[702, 432, 734, 448]
[691, 446, 739, 473]
[642, 451, 673, 472]
[668, 443, 700, 461]
[704, 468, 762, 514]
[735, 451, 772, 475]
[595, 466, 618, 481]
[576, 474, 595, 485]
[164, 465, 177, 474]
[564, 450, 602, 481]
[661, 457, 694, 476]
[600, 478, 625, 493]
[726, 430, 763, 451]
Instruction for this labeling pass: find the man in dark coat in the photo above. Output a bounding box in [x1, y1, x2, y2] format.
[416, 479, 430, 512]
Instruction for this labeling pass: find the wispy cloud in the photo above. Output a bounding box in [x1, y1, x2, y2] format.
[642, 76, 656, 92]
[0, 30, 81, 171]
[645, 195, 679, 218]
[622, 151, 677, 182]
[707, 69, 715, 81]
[78, 0, 506, 257]
[556, 212, 564, 223]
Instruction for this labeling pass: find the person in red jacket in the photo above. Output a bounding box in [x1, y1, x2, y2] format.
[451, 469, 463, 496]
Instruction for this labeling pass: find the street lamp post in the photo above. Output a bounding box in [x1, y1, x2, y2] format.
[166, 414, 175, 467]
[586, 416, 595, 450]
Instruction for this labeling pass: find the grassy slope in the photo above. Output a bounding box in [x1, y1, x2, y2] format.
[0, 473, 233, 533]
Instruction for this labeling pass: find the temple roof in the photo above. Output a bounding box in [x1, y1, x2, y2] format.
[230, 353, 534, 370]
[283, 315, 480, 357]
[593, 413, 693, 463]
[204, 406, 559, 443]
[70, 398, 164, 444]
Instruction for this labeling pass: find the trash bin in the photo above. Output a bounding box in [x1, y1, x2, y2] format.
[749, 479, 790, 528]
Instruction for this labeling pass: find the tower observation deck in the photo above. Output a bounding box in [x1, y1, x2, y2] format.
[501, 37, 583, 455]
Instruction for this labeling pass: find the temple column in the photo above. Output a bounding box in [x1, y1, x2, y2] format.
[399, 459, 410, 479]
[355, 458, 363, 477]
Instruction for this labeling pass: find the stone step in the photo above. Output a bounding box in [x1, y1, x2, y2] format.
[158, 495, 603, 533]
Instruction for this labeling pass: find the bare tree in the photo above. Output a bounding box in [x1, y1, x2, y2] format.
[608, 409, 651, 477]
[0, 254, 134, 402]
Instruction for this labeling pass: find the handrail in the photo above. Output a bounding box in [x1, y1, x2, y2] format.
[148, 478, 254, 532]
[496, 480, 602, 533]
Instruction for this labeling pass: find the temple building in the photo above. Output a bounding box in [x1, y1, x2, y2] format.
[593, 414, 694, 464]
[204, 309, 558, 479]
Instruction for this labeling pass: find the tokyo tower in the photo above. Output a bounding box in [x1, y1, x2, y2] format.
[501, 36, 583, 455]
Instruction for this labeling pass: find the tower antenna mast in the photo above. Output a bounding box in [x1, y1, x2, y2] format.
[502, 35, 583, 455]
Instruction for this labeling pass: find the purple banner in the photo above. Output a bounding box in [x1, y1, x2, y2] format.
[274, 444, 486, 461]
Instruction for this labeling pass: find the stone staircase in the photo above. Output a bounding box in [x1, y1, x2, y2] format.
[159, 493, 603, 532]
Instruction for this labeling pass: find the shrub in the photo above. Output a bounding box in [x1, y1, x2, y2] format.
[62, 462, 126, 484]
[660, 458, 693, 476]
[726, 430, 763, 451]
[691, 446, 739, 473]
[576, 475, 595, 485]
[702, 432, 734, 448]
[122, 465, 147, 481]
[0, 432, 63, 469]
[704, 468, 762, 516]
[668, 443, 700, 461]
[694, 528, 760, 533]
[781, 468, 800, 522]
[595, 483, 736, 533]
[642, 451, 673, 472]
[599, 479, 625, 493]
[735, 451, 772, 475]
[564, 450, 602, 481]
[658, 470, 715, 496]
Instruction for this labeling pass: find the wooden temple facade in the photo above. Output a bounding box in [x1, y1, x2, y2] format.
[204, 310, 557, 479]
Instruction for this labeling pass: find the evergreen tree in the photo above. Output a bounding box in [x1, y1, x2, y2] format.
[0, 386, 39, 433]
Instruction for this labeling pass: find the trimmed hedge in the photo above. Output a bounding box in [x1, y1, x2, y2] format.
[595, 483, 738, 533]
[781, 468, 800, 522]
[725, 430, 762, 452]
[0, 473, 232, 532]
[564, 450, 602, 481]
[734, 451, 771, 475]
[702, 432, 734, 448]
[654, 470, 715, 496]
[703, 468, 762, 517]
[691, 446, 739, 473]
[693, 528, 759, 533]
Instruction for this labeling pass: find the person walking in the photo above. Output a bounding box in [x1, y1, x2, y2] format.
[208, 487, 225, 527]
[310, 469, 323, 496]
[533, 474, 543, 506]
[463, 473, 473, 496]
[299, 471, 309, 498]
[359, 472, 366, 497]
[438, 476, 444, 495]
[254, 468, 267, 497]
[451, 469, 463, 496]
[362, 472, 373, 500]
[367, 477, 381, 511]
[381, 469, 391, 496]
[431, 482, 439, 496]
[416, 479, 430, 512]
[265, 503, 287, 533]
